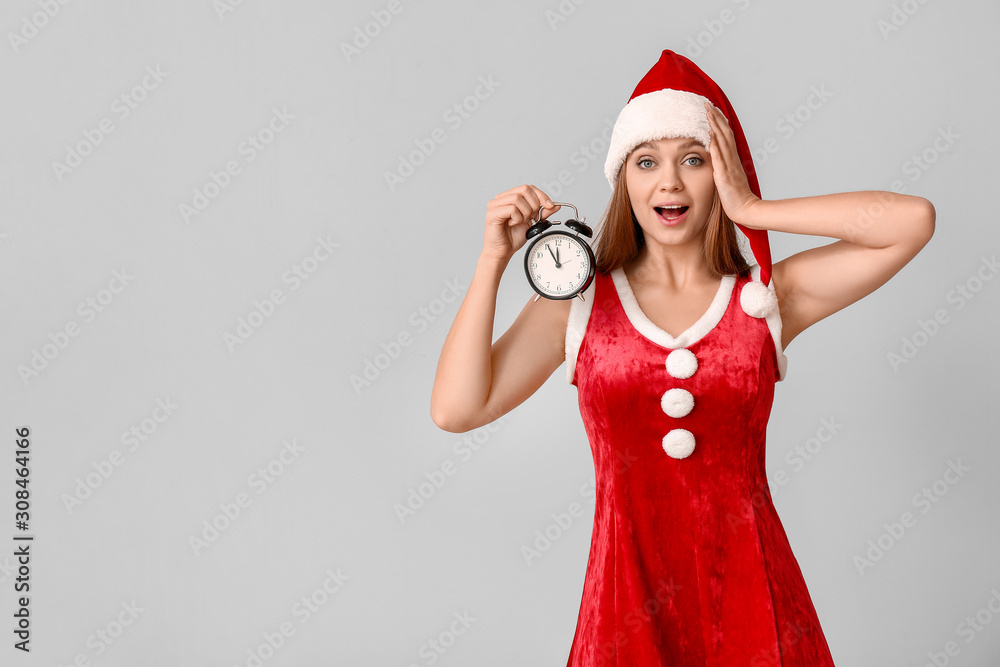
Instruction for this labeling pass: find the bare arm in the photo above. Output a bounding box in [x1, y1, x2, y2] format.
[740, 192, 935, 349]
[430, 185, 570, 433]
[703, 105, 936, 349]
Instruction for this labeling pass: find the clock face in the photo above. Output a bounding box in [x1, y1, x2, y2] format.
[525, 232, 593, 298]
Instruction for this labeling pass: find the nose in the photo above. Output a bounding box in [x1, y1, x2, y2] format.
[657, 162, 683, 191]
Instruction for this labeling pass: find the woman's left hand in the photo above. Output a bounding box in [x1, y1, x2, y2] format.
[704, 101, 762, 227]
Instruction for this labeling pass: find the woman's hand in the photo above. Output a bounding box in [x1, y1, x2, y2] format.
[482, 184, 560, 263]
[704, 101, 762, 227]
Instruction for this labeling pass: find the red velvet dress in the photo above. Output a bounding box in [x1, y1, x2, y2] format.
[563, 266, 835, 666]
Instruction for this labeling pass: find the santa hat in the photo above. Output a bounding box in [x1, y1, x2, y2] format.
[604, 49, 776, 317]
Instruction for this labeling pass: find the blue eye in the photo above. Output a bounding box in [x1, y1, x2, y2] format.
[637, 158, 654, 169]
[684, 156, 704, 166]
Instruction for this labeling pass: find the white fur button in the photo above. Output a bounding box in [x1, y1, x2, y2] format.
[665, 348, 697, 379]
[662, 429, 696, 459]
[740, 280, 777, 318]
[661, 388, 694, 418]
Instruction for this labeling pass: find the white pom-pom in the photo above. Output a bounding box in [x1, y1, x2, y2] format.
[665, 348, 698, 379]
[660, 388, 694, 418]
[740, 280, 777, 318]
[662, 429, 696, 459]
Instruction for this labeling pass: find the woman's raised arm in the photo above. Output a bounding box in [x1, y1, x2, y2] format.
[703, 103, 936, 349]
[755, 191, 935, 349]
[430, 185, 571, 433]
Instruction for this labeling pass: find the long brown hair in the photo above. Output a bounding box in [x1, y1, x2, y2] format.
[593, 159, 751, 279]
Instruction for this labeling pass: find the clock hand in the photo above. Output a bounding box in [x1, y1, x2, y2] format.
[546, 243, 561, 268]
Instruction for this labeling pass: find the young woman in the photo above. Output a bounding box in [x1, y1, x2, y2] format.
[430, 50, 934, 665]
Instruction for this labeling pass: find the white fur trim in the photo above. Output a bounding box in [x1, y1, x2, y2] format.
[740, 280, 777, 318]
[749, 264, 788, 381]
[604, 88, 719, 187]
[661, 388, 694, 418]
[611, 267, 735, 349]
[662, 428, 696, 459]
[665, 348, 698, 379]
[565, 278, 597, 384]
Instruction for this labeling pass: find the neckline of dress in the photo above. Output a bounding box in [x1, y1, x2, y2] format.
[610, 266, 737, 349]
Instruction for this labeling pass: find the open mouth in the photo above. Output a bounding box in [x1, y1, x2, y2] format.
[655, 206, 689, 222]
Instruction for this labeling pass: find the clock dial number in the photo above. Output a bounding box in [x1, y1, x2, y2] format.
[526, 233, 592, 298]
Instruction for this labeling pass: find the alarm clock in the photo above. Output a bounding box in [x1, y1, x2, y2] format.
[523, 202, 595, 301]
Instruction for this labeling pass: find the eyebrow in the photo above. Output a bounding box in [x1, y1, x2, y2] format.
[635, 139, 704, 152]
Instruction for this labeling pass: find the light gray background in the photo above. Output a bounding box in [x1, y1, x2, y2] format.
[1, 1, 998, 665]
